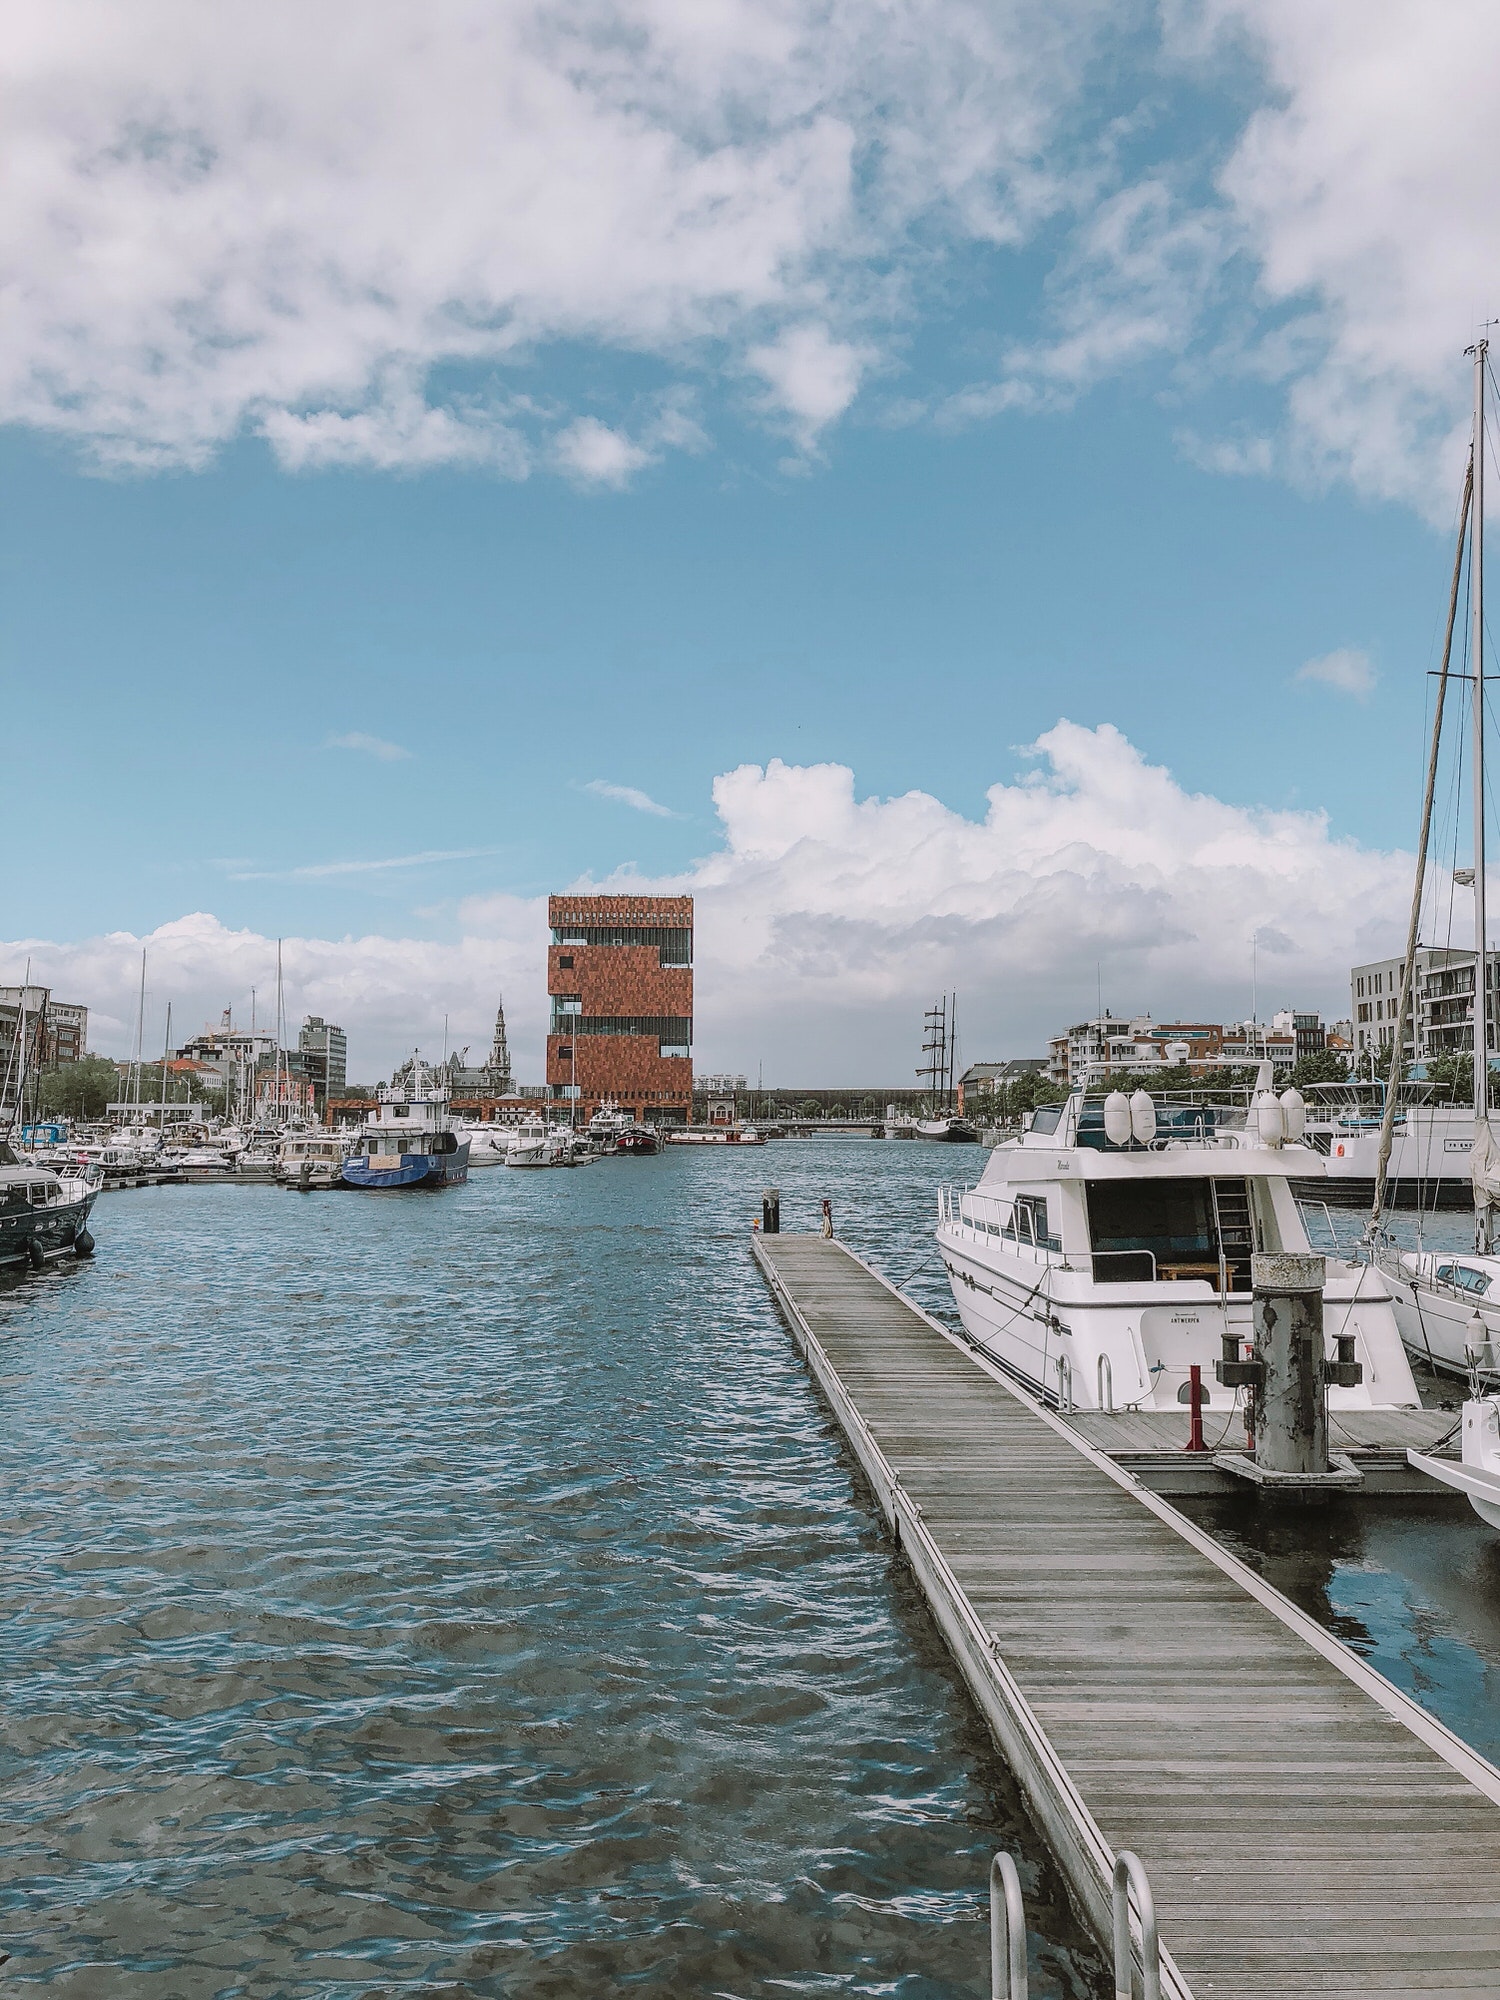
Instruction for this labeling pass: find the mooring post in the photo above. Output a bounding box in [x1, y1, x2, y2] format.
[1185, 1363, 1206, 1452]
[821, 1197, 834, 1238]
[1252, 1251, 1329, 1477]
[762, 1187, 781, 1235]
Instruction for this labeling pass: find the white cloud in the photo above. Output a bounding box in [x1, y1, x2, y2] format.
[230, 848, 498, 882]
[1296, 648, 1374, 699]
[1175, 0, 1499, 510]
[554, 419, 652, 489]
[582, 780, 680, 818]
[326, 731, 411, 762]
[13, 724, 1416, 1081]
[0, 0, 1110, 474]
[746, 323, 874, 448]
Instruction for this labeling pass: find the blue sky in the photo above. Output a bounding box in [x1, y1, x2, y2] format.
[2, 0, 1494, 1080]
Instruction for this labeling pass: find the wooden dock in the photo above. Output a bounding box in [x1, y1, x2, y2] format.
[754, 1232, 1500, 1999]
[1064, 1405, 1456, 1495]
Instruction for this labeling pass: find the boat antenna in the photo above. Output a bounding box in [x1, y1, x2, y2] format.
[1368, 449, 1473, 1238]
[160, 1000, 172, 1124]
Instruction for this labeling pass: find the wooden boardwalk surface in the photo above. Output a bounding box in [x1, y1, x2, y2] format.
[754, 1233, 1500, 1999]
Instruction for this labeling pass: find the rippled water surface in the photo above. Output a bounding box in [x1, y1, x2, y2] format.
[0, 1144, 1100, 1997]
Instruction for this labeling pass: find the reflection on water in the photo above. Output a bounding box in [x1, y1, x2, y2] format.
[1179, 1489, 1500, 1763]
[1190, 1201, 1500, 1765]
[0, 1143, 1101, 1997]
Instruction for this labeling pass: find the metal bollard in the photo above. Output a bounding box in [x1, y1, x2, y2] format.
[762, 1188, 780, 1235]
[821, 1197, 834, 1238]
[989, 1851, 1028, 2000]
[1112, 1851, 1160, 2000]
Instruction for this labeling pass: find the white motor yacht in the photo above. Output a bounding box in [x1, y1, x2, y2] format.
[458, 1122, 512, 1166]
[276, 1131, 351, 1189]
[937, 1083, 1419, 1414]
[507, 1115, 558, 1168]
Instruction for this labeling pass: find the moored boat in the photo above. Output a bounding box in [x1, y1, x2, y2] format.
[276, 1131, 351, 1189]
[0, 1139, 99, 1270]
[341, 1059, 470, 1190]
[937, 1080, 1419, 1414]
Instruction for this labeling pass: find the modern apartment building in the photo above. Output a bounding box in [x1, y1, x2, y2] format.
[298, 1016, 349, 1102]
[546, 893, 693, 1123]
[1350, 948, 1483, 1062]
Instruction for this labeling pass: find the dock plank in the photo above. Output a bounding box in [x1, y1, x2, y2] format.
[753, 1233, 1500, 2000]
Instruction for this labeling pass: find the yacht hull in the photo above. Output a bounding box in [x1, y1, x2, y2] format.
[341, 1144, 470, 1190]
[0, 1190, 98, 1269]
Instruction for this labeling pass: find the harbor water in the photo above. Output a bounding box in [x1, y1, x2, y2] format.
[0, 1144, 1101, 1998]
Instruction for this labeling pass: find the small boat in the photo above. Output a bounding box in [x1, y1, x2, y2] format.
[617, 1124, 659, 1156]
[1410, 1399, 1500, 1527]
[341, 1059, 470, 1190]
[0, 1139, 99, 1270]
[915, 1115, 980, 1143]
[507, 1114, 557, 1168]
[276, 1131, 350, 1189]
[587, 1100, 633, 1152]
[457, 1122, 512, 1166]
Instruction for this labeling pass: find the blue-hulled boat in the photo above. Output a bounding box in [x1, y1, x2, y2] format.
[341, 1060, 470, 1191]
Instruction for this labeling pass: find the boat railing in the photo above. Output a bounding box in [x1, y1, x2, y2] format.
[1087, 1249, 1159, 1284]
[1297, 1198, 1348, 1253]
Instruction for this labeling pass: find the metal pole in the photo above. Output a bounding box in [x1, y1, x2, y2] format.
[1475, 337, 1490, 1250]
[1369, 456, 1472, 1234]
[989, 1851, 1028, 2000]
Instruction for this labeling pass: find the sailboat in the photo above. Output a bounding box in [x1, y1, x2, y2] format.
[914, 995, 979, 1142]
[1376, 340, 1500, 1458]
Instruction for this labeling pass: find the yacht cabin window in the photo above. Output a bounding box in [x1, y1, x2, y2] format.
[1436, 1263, 1491, 1296]
[1029, 1103, 1064, 1136]
[1086, 1176, 1260, 1289]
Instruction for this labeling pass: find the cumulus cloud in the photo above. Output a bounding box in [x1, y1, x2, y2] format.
[1173, 0, 1498, 509]
[582, 780, 680, 818]
[1296, 648, 1374, 698]
[0, 0, 1108, 474]
[554, 419, 652, 489]
[8, 724, 1417, 1082]
[746, 324, 874, 450]
[326, 731, 411, 762]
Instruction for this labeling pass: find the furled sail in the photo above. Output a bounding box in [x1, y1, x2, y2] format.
[1473, 1116, 1500, 1209]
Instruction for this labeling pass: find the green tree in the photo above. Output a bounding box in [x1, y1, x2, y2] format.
[1289, 1048, 1350, 1089]
[34, 1057, 121, 1121]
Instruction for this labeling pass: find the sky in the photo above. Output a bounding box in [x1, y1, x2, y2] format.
[4, 0, 1500, 1083]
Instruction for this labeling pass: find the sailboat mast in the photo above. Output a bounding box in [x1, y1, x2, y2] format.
[1474, 337, 1489, 1137]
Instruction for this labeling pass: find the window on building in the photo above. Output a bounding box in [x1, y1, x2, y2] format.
[558, 955, 574, 969]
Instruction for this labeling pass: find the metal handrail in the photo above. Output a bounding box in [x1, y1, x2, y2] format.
[1096, 1353, 1114, 1413]
[989, 1851, 1028, 1999]
[1112, 1851, 1160, 2000]
[1055, 1353, 1075, 1412]
[1089, 1249, 1158, 1282]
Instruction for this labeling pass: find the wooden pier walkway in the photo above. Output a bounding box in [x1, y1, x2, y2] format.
[754, 1232, 1500, 1999]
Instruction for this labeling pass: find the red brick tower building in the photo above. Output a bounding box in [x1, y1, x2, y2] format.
[546, 894, 693, 1124]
